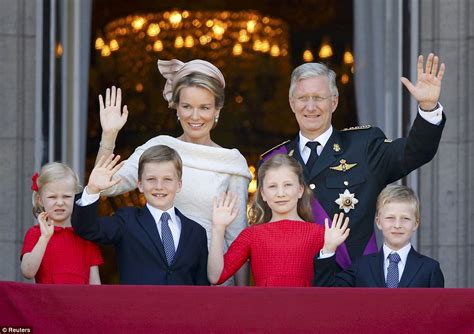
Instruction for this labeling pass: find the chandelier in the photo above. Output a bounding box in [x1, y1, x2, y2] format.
[95, 10, 289, 63]
[91, 9, 293, 125]
[90, 9, 294, 172]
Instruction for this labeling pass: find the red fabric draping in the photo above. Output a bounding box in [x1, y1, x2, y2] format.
[0, 281, 473, 334]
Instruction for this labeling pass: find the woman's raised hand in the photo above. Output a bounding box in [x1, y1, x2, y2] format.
[98, 86, 129, 135]
[322, 212, 350, 254]
[212, 192, 239, 229]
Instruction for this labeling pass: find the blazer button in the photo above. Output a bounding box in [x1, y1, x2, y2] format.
[309, 184, 316, 190]
[344, 181, 349, 186]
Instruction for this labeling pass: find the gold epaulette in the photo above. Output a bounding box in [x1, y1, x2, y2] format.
[260, 140, 290, 159]
[341, 124, 372, 131]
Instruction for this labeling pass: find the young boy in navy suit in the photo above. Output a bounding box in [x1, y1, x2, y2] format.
[72, 145, 209, 285]
[313, 185, 444, 288]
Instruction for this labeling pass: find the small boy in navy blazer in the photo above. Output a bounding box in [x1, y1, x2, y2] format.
[72, 145, 209, 285]
[313, 185, 444, 288]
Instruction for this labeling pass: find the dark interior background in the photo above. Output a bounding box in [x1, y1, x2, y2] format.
[87, 0, 356, 283]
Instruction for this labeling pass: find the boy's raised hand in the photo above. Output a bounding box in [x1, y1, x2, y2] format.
[38, 212, 54, 240]
[322, 212, 350, 254]
[212, 192, 239, 230]
[87, 154, 124, 194]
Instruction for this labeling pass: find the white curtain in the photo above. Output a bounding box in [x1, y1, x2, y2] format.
[354, 0, 421, 247]
[354, 0, 403, 141]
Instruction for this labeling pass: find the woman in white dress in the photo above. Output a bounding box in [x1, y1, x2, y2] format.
[96, 59, 251, 285]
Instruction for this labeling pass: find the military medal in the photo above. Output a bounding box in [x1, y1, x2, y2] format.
[335, 189, 359, 213]
[330, 159, 357, 172]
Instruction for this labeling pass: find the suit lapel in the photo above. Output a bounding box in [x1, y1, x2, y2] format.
[287, 138, 306, 166]
[309, 130, 344, 180]
[288, 138, 316, 181]
[137, 206, 167, 263]
[172, 208, 193, 265]
[370, 250, 386, 287]
[398, 247, 423, 288]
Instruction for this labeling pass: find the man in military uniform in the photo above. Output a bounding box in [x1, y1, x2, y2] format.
[260, 53, 446, 269]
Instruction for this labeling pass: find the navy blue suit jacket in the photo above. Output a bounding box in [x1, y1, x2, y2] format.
[72, 199, 209, 285]
[313, 247, 444, 288]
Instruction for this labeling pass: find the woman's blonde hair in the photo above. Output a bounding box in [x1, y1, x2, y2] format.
[31, 162, 82, 217]
[171, 72, 225, 110]
[248, 154, 314, 225]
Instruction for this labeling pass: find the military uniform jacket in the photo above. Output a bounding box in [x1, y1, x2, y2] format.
[261, 113, 446, 264]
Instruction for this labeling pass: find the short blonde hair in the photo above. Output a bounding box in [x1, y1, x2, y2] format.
[31, 162, 81, 217]
[376, 184, 420, 222]
[138, 145, 183, 181]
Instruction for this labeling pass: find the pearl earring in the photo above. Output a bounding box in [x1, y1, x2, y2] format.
[177, 113, 180, 121]
[215, 116, 219, 123]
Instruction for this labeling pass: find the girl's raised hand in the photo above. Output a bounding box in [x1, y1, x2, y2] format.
[212, 192, 239, 229]
[38, 212, 54, 240]
[98, 86, 129, 135]
[322, 212, 350, 254]
[87, 154, 124, 194]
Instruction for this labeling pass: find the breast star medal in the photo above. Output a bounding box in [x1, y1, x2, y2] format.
[335, 189, 359, 213]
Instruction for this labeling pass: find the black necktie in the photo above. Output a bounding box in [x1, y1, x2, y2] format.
[305, 141, 320, 171]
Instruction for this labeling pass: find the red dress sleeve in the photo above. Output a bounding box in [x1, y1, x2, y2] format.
[87, 241, 104, 266]
[216, 227, 252, 285]
[21, 226, 40, 259]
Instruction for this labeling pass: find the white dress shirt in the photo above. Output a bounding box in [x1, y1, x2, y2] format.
[77, 187, 181, 250]
[299, 126, 333, 163]
[418, 104, 443, 125]
[382, 242, 412, 282]
[146, 204, 181, 251]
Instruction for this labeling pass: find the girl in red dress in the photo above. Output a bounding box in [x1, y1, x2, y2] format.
[21, 162, 103, 284]
[208, 154, 349, 287]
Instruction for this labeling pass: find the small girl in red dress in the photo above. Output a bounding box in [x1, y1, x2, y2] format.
[21, 162, 103, 284]
[208, 154, 349, 287]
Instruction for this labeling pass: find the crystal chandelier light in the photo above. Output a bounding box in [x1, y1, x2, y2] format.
[95, 10, 289, 61]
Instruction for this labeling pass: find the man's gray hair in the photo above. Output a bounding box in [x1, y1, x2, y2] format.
[289, 62, 339, 98]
